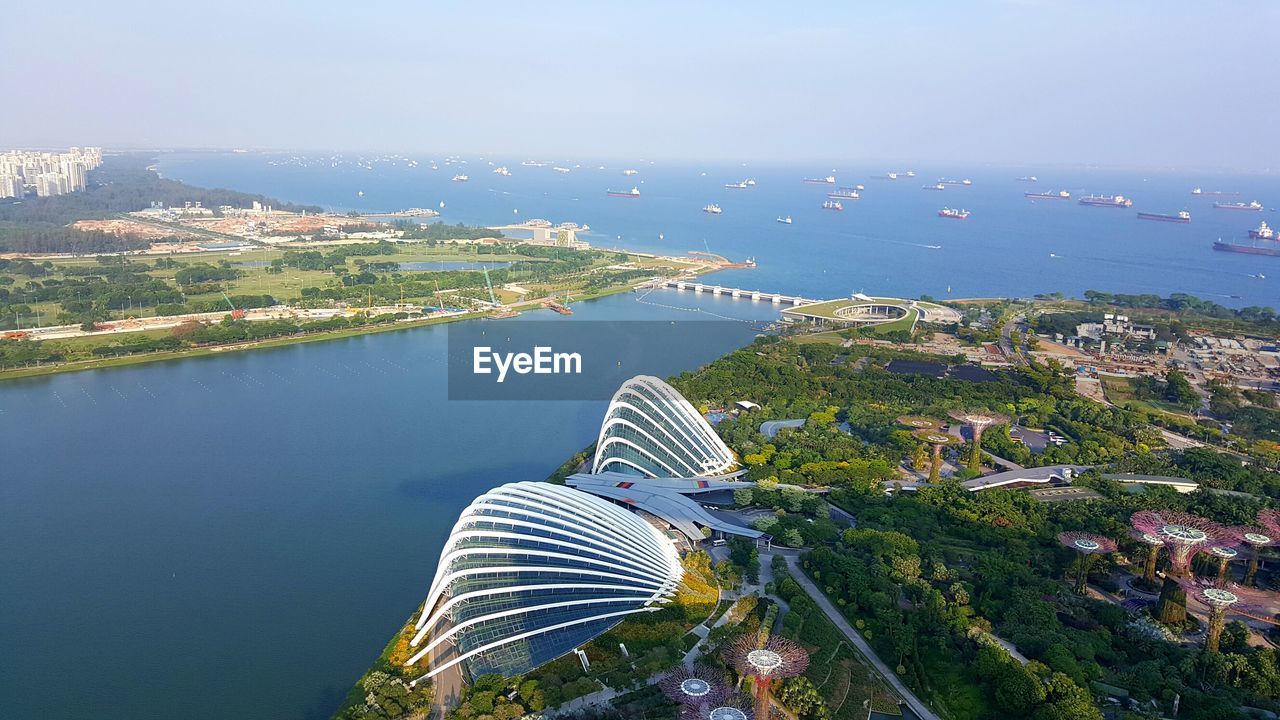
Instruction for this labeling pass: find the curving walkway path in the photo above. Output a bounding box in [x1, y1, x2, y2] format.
[782, 556, 943, 720]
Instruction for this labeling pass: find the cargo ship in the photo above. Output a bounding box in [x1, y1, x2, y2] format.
[1213, 200, 1264, 211]
[1191, 187, 1236, 196]
[607, 187, 641, 198]
[1016, 176, 1038, 182]
[492, 166, 511, 176]
[623, 169, 639, 175]
[1026, 190, 1071, 200]
[1249, 221, 1276, 240]
[724, 180, 749, 189]
[803, 175, 836, 184]
[827, 187, 860, 200]
[703, 203, 722, 214]
[923, 183, 946, 191]
[1214, 237, 1280, 257]
[938, 178, 972, 186]
[452, 174, 469, 182]
[822, 200, 843, 210]
[746, 179, 756, 186]
[1137, 210, 1191, 223]
[938, 207, 970, 220]
[1079, 194, 1132, 208]
[776, 215, 793, 224]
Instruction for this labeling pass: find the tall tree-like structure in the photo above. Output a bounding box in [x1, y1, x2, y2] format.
[1131, 511, 1236, 624]
[680, 694, 755, 720]
[1203, 545, 1239, 582]
[1058, 532, 1117, 595]
[724, 634, 809, 720]
[913, 429, 961, 484]
[947, 410, 1010, 472]
[661, 665, 729, 708]
[1179, 579, 1264, 652]
[1234, 526, 1276, 586]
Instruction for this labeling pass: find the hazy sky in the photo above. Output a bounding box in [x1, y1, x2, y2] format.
[4, 1, 1277, 169]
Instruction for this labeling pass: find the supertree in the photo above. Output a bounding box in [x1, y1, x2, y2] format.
[1131, 511, 1235, 578]
[897, 415, 941, 431]
[1203, 545, 1239, 582]
[1234, 526, 1277, 586]
[1131, 511, 1236, 624]
[913, 429, 962, 484]
[661, 665, 729, 708]
[1178, 579, 1266, 653]
[947, 410, 1010, 472]
[1057, 532, 1117, 595]
[680, 694, 754, 720]
[724, 634, 809, 720]
[1131, 529, 1166, 586]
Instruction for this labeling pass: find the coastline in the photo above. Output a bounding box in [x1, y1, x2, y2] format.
[0, 270, 719, 383]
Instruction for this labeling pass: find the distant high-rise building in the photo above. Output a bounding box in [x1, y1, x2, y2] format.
[0, 146, 101, 198]
[0, 173, 21, 199]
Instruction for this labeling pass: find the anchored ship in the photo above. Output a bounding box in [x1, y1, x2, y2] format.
[1026, 190, 1071, 200]
[724, 180, 749, 189]
[776, 215, 793, 224]
[1079, 194, 1132, 208]
[623, 169, 639, 175]
[492, 166, 511, 176]
[938, 207, 970, 220]
[923, 183, 946, 191]
[1249, 221, 1277, 240]
[1137, 210, 1191, 223]
[827, 187, 860, 200]
[1017, 176, 1038, 182]
[803, 175, 836, 184]
[703, 203, 722, 214]
[1213, 200, 1264, 211]
[607, 187, 641, 198]
[1191, 187, 1237, 196]
[938, 178, 972, 186]
[1214, 237, 1280, 257]
[822, 200, 843, 210]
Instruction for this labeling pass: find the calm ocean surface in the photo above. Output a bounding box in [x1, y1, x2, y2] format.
[157, 152, 1280, 307]
[2, 152, 1278, 719]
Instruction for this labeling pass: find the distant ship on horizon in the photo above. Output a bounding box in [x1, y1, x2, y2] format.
[938, 178, 972, 186]
[828, 187, 860, 200]
[777, 215, 793, 224]
[452, 174, 469, 182]
[1213, 200, 1263, 211]
[703, 203, 722, 214]
[1249, 221, 1276, 240]
[803, 175, 836, 184]
[923, 183, 946, 191]
[938, 207, 970, 220]
[1016, 176, 1038, 182]
[1137, 210, 1191, 223]
[822, 200, 843, 210]
[1026, 190, 1071, 200]
[1191, 187, 1237, 196]
[607, 187, 641, 198]
[1079, 194, 1132, 208]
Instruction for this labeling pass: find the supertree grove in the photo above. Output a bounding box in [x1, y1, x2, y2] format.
[1057, 532, 1117, 594]
[661, 665, 729, 708]
[947, 410, 1010, 472]
[724, 634, 809, 720]
[1132, 529, 1166, 585]
[1130, 511, 1235, 578]
[1131, 511, 1237, 624]
[1178, 579, 1266, 653]
[913, 428, 961, 484]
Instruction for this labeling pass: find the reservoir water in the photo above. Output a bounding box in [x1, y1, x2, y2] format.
[0, 293, 780, 720]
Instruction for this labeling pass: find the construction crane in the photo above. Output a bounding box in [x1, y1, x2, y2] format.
[220, 291, 246, 319]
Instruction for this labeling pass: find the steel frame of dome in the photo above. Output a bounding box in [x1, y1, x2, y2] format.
[406, 481, 683, 679]
[591, 375, 735, 478]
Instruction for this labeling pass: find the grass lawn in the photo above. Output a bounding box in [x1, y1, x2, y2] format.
[1101, 375, 1195, 417]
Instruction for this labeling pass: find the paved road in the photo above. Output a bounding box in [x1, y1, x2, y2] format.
[783, 556, 944, 720]
[999, 314, 1030, 366]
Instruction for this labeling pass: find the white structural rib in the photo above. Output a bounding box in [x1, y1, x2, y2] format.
[591, 375, 735, 477]
[407, 481, 683, 678]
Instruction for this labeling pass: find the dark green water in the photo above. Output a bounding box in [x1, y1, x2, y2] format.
[0, 292, 780, 720]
